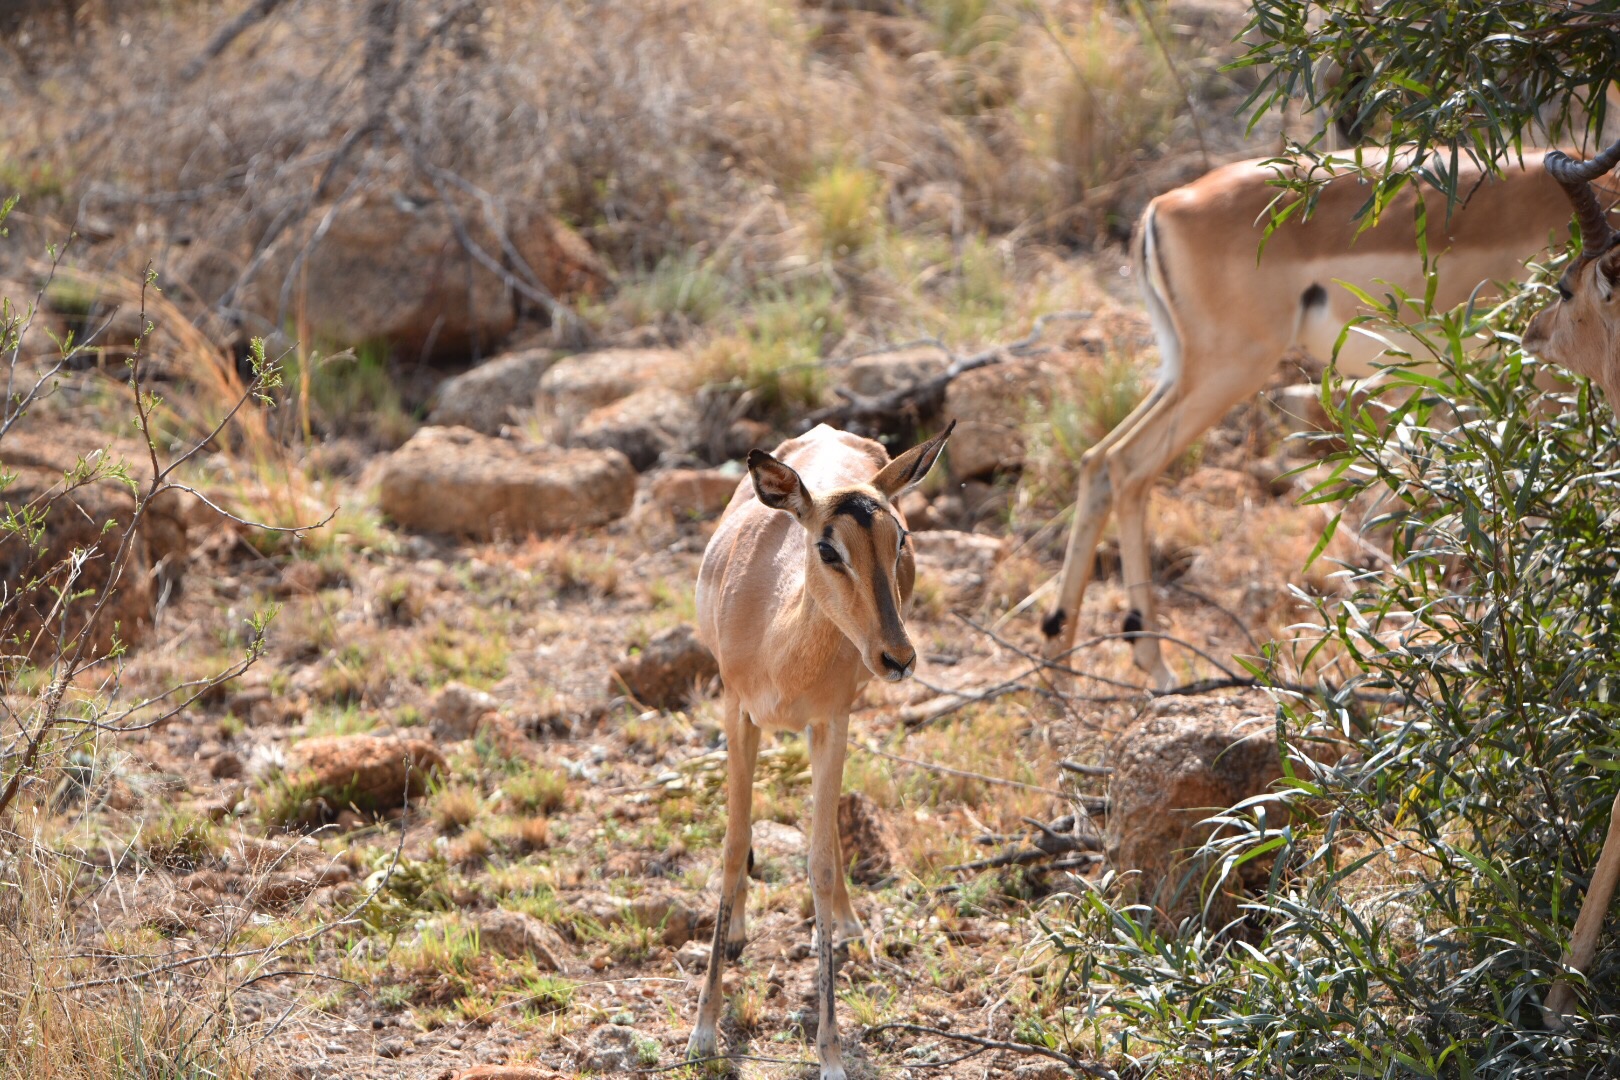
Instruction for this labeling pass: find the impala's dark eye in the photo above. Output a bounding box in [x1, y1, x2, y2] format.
[817, 542, 841, 565]
[1559, 284, 1574, 302]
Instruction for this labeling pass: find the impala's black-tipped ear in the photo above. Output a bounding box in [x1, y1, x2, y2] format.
[748, 449, 813, 520]
[872, 419, 955, 498]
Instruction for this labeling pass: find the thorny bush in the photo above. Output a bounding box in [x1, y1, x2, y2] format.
[1035, 258, 1620, 1075]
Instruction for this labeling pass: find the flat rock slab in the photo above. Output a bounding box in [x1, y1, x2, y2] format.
[379, 426, 636, 538]
[286, 734, 447, 812]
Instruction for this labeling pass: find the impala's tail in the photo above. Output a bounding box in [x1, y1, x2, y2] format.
[1137, 203, 1182, 388]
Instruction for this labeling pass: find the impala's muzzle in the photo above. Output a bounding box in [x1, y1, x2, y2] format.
[879, 648, 916, 682]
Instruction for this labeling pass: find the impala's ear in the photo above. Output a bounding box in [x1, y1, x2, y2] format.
[1601, 243, 1620, 293]
[748, 450, 813, 520]
[872, 420, 955, 499]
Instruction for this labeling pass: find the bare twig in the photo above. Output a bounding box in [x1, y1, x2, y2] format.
[180, 0, 290, 82]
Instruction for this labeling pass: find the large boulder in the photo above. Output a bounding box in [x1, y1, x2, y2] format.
[637, 468, 742, 522]
[535, 349, 693, 439]
[429, 348, 558, 434]
[283, 734, 447, 815]
[571, 386, 701, 471]
[378, 426, 636, 538]
[230, 191, 606, 359]
[941, 360, 1049, 482]
[1108, 694, 1284, 924]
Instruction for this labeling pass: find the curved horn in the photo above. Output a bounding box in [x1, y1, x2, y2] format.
[1546, 138, 1620, 254]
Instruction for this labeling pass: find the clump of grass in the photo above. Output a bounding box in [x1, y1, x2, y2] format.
[504, 765, 568, 815]
[287, 344, 418, 448]
[138, 809, 225, 871]
[693, 280, 841, 415]
[448, 828, 494, 868]
[1040, 7, 1181, 210]
[546, 548, 621, 599]
[607, 251, 734, 330]
[1019, 350, 1147, 512]
[520, 974, 577, 1016]
[808, 163, 884, 256]
[432, 784, 483, 834]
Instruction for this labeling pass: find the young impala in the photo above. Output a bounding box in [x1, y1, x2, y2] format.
[686, 421, 954, 1079]
[1039, 148, 1620, 691]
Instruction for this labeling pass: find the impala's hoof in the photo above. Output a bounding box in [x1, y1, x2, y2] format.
[724, 936, 746, 962]
[686, 1027, 718, 1062]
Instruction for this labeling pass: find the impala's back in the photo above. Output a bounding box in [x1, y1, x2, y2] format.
[1141, 150, 1619, 382]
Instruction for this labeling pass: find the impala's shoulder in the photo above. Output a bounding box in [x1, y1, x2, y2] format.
[771, 423, 889, 472]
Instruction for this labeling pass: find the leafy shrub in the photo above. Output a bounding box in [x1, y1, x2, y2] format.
[1037, 270, 1620, 1075]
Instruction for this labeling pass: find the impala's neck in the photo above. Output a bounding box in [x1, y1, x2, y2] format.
[768, 557, 863, 697]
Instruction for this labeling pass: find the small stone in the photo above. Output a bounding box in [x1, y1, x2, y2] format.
[674, 938, 709, 972]
[786, 941, 812, 962]
[209, 751, 244, 779]
[377, 1037, 408, 1058]
[583, 1024, 640, 1073]
[609, 625, 718, 710]
[429, 682, 499, 740]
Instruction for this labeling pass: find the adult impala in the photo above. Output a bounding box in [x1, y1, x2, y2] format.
[1521, 137, 1620, 1024]
[1039, 147, 1620, 691]
[686, 421, 953, 1079]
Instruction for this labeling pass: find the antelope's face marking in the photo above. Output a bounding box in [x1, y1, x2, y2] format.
[806, 490, 917, 682]
[1524, 250, 1620, 399]
[745, 422, 953, 684]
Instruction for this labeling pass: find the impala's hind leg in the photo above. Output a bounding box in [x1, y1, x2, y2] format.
[1544, 790, 1620, 1025]
[1108, 358, 1272, 689]
[1041, 383, 1170, 671]
[686, 694, 760, 1062]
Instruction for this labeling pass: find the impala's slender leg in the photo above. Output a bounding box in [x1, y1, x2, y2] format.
[807, 714, 851, 1080]
[1107, 357, 1274, 690]
[686, 693, 760, 1062]
[830, 825, 863, 944]
[1544, 790, 1620, 1025]
[1040, 382, 1172, 669]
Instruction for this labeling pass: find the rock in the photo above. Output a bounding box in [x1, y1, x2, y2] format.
[232, 190, 603, 359]
[440, 1068, 569, 1080]
[610, 624, 718, 709]
[1108, 693, 1284, 924]
[837, 792, 901, 884]
[282, 734, 446, 816]
[429, 349, 558, 434]
[0, 432, 194, 656]
[377, 1037, 408, 1059]
[429, 682, 499, 740]
[535, 349, 692, 438]
[571, 890, 704, 947]
[674, 938, 710, 971]
[378, 427, 636, 538]
[941, 361, 1054, 481]
[1011, 1064, 1070, 1080]
[844, 345, 950, 399]
[468, 908, 567, 971]
[571, 386, 701, 471]
[639, 468, 743, 522]
[209, 752, 244, 780]
[582, 1024, 641, 1073]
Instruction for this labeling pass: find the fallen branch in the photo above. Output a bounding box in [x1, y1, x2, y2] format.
[803, 311, 1091, 430]
[865, 1022, 1118, 1080]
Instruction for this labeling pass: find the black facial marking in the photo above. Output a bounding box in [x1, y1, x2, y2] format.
[1302, 283, 1327, 309]
[1122, 608, 1145, 637]
[831, 491, 882, 528]
[1041, 608, 1067, 639]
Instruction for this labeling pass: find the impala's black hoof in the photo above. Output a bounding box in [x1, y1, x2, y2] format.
[1122, 608, 1145, 636]
[725, 937, 747, 962]
[1041, 608, 1066, 639]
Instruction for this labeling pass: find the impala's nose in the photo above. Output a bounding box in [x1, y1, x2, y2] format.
[880, 649, 915, 681]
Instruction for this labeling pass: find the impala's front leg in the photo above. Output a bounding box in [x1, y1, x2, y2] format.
[1544, 789, 1620, 1026]
[687, 697, 760, 1062]
[807, 714, 851, 1080]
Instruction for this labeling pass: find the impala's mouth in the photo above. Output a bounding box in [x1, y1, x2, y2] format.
[878, 650, 915, 682]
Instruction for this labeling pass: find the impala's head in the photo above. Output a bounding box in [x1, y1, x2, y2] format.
[746, 422, 954, 683]
[1524, 139, 1620, 404]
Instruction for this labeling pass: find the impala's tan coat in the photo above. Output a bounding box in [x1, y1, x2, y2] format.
[687, 422, 952, 1080]
[1041, 149, 1620, 690]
